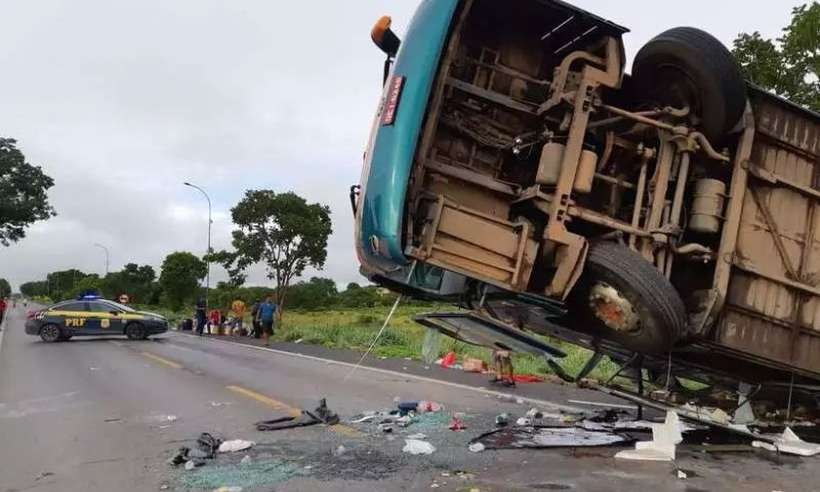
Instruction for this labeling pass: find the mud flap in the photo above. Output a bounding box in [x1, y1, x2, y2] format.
[414, 311, 566, 358]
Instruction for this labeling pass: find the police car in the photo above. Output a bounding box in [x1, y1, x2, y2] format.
[25, 296, 169, 342]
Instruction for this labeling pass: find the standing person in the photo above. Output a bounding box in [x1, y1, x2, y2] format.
[195, 298, 207, 336]
[250, 300, 261, 339]
[490, 349, 515, 387]
[231, 298, 246, 335]
[0, 297, 6, 327]
[208, 309, 223, 335]
[256, 295, 277, 347]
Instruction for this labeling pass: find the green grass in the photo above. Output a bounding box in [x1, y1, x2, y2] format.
[273, 305, 619, 380]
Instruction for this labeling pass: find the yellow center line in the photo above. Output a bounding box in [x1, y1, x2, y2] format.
[226, 385, 302, 416]
[141, 352, 183, 369]
[226, 385, 362, 438]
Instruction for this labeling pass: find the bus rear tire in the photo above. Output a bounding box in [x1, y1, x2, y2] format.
[569, 241, 687, 354]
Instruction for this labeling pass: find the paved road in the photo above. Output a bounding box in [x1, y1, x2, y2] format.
[0, 304, 815, 492]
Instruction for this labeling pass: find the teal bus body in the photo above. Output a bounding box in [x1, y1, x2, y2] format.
[357, 0, 458, 273]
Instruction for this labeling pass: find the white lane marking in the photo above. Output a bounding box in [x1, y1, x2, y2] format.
[0, 391, 90, 419]
[170, 332, 585, 414]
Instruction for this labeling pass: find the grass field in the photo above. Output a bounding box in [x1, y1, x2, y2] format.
[273, 305, 619, 380]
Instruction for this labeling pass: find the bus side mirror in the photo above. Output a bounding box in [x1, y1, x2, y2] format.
[371, 16, 401, 57]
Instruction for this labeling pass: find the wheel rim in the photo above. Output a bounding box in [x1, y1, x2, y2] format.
[42, 325, 60, 341]
[128, 325, 144, 339]
[588, 282, 640, 333]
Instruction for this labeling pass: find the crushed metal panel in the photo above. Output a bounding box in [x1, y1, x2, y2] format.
[717, 93, 820, 374]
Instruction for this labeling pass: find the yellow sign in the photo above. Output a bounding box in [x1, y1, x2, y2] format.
[65, 318, 86, 328]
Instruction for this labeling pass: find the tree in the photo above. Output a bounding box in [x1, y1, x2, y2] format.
[46, 269, 89, 301]
[0, 138, 56, 246]
[217, 190, 332, 316]
[0, 278, 11, 297]
[20, 280, 48, 298]
[732, 2, 819, 111]
[286, 277, 338, 310]
[103, 263, 156, 302]
[159, 252, 207, 310]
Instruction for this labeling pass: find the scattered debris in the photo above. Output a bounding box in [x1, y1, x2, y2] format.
[104, 418, 122, 423]
[615, 411, 682, 462]
[468, 442, 485, 453]
[440, 352, 457, 368]
[35, 471, 54, 481]
[677, 470, 687, 480]
[166, 415, 178, 422]
[294, 338, 303, 344]
[396, 415, 414, 427]
[753, 427, 820, 456]
[472, 426, 631, 449]
[89, 367, 99, 371]
[169, 432, 222, 467]
[495, 413, 510, 427]
[525, 408, 544, 419]
[213, 487, 243, 492]
[378, 423, 394, 433]
[210, 401, 233, 407]
[463, 357, 487, 373]
[449, 414, 467, 431]
[416, 400, 443, 413]
[398, 401, 420, 415]
[403, 439, 436, 455]
[240, 455, 252, 465]
[516, 417, 532, 426]
[512, 375, 544, 383]
[256, 398, 339, 431]
[334, 445, 347, 456]
[516, 398, 525, 405]
[218, 440, 255, 453]
[408, 433, 427, 439]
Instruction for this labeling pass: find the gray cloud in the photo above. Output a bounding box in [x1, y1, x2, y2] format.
[0, 0, 800, 291]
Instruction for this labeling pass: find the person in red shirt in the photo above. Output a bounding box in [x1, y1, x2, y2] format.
[208, 309, 223, 335]
[0, 298, 6, 326]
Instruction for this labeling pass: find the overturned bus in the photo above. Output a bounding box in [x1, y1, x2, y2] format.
[353, 0, 820, 415]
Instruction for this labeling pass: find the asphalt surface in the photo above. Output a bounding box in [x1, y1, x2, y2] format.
[0, 304, 817, 492]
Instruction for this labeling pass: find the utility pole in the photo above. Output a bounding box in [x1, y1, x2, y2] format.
[184, 182, 212, 312]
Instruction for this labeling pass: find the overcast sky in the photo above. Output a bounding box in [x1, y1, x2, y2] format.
[0, 0, 802, 291]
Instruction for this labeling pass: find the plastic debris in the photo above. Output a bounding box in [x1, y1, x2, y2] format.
[449, 414, 467, 431]
[515, 398, 525, 405]
[677, 470, 687, 480]
[398, 401, 420, 415]
[615, 411, 682, 461]
[397, 415, 414, 427]
[516, 417, 532, 426]
[403, 439, 436, 455]
[440, 351, 457, 368]
[218, 440, 255, 453]
[468, 442, 485, 453]
[416, 401, 443, 413]
[752, 427, 820, 456]
[525, 408, 544, 419]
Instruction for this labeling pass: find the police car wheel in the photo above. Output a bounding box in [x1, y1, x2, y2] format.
[125, 322, 146, 340]
[40, 324, 63, 343]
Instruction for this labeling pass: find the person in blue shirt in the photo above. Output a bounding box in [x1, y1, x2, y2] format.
[255, 295, 278, 346]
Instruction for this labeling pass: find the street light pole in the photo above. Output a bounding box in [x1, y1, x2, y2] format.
[93, 243, 110, 276]
[184, 182, 212, 312]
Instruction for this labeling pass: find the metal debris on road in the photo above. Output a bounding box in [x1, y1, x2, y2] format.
[472, 425, 631, 450]
[256, 398, 339, 431]
[403, 439, 436, 455]
[468, 442, 485, 453]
